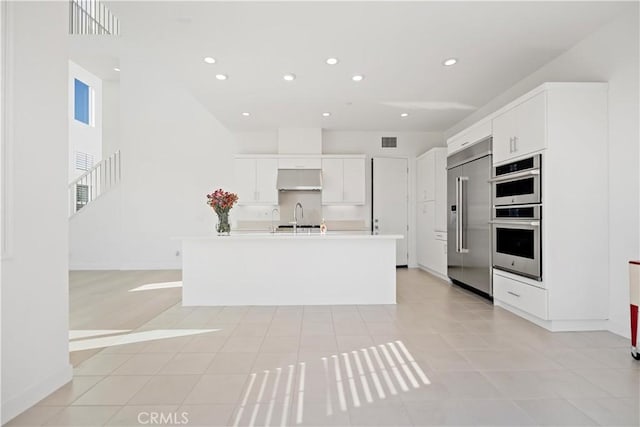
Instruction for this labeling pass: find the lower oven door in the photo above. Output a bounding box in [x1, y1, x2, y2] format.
[491, 220, 541, 280]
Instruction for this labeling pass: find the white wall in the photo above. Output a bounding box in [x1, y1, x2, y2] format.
[102, 80, 120, 157]
[446, 11, 639, 337]
[1, 1, 72, 423]
[68, 61, 102, 182]
[70, 54, 237, 270]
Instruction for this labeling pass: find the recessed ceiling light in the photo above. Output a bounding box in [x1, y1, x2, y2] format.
[322, 112, 331, 117]
[400, 113, 409, 118]
[203, 57, 216, 64]
[352, 74, 364, 82]
[283, 73, 296, 81]
[326, 58, 339, 65]
[113, 67, 120, 72]
[215, 74, 228, 80]
[241, 112, 250, 117]
[443, 58, 458, 66]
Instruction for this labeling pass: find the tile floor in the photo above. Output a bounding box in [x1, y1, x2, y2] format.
[7, 269, 639, 426]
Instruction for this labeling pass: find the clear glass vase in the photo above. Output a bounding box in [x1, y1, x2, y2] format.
[216, 210, 231, 235]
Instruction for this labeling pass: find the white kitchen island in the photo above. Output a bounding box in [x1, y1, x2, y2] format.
[181, 232, 403, 306]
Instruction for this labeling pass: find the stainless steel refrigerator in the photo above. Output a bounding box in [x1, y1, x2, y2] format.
[447, 137, 493, 296]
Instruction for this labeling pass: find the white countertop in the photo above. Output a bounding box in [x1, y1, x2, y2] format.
[181, 231, 403, 240]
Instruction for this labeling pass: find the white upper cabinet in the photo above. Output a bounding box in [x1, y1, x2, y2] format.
[447, 120, 492, 156]
[417, 151, 436, 202]
[320, 158, 343, 203]
[321, 156, 365, 205]
[492, 92, 546, 164]
[234, 158, 278, 205]
[342, 158, 366, 204]
[255, 159, 279, 203]
[278, 157, 321, 169]
[234, 159, 256, 204]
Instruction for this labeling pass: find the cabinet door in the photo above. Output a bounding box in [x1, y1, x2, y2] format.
[434, 149, 447, 231]
[423, 201, 436, 270]
[278, 157, 322, 169]
[255, 158, 278, 204]
[416, 156, 427, 202]
[416, 202, 432, 268]
[234, 159, 257, 204]
[342, 158, 365, 204]
[492, 106, 518, 164]
[321, 158, 343, 204]
[514, 92, 546, 157]
[434, 239, 447, 277]
[424, 151, 436, 201]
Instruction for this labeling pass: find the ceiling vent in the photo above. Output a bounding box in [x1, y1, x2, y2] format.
[381, 137, 397, 148]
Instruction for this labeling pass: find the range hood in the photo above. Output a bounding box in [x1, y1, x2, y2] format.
[276, 169, 322, 191]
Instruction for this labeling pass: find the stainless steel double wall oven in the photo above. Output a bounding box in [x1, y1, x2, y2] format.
[490, 155, 542, 280]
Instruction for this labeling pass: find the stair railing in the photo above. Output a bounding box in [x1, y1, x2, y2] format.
[68, 150, 120, 216]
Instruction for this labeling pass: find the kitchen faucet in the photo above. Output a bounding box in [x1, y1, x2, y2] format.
[293, 202, 303, 234]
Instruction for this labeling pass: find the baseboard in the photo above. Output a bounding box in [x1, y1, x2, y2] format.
[494, 300, 609, 332]
[2, 363, 72, 424]
[417, 265, 450, 282]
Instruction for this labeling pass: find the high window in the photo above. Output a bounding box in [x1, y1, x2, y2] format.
[74, 78, 92, 125]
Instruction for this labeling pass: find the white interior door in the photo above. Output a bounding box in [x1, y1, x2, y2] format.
[372, 157, 408, 266]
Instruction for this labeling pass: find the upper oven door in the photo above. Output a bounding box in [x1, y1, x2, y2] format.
[492, 173, 541, 205]
[491, 155, 541, 206]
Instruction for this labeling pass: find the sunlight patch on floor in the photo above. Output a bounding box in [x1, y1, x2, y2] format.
[69, 328, 220, 352]
[69, 329, 131, 340]
[229, 340, 430, 426]
[128, 281, 183, 292]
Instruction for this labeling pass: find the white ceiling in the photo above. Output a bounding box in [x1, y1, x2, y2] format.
[73, 1, 633, 132]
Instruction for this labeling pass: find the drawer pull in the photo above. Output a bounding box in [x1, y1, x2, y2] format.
[507, 291, 521, 298]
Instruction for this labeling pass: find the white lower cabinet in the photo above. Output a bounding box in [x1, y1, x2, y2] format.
[417, 201, 434, 268]
[417, 202, 447, 277]
[493, 272, 548, 320]
[432, 235, 447, 277]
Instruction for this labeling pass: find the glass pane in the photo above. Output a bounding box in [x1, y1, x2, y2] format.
[74, 78, 90, 125]
[496, 228, 534, 259]
[495, 177, 534, 198]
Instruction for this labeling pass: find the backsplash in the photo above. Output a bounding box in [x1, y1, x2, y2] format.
[278, 191, 322, 226]
[233, 192, 367, 231]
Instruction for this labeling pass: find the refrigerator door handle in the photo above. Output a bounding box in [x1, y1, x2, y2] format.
[456, 176, 469, 253]
[455, 177, 461, 253]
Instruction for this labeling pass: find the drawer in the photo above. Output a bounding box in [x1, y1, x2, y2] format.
[434, 231, 447, 241]
[493, 272, 548, 320]
[447, 120, 492, 155]
[278, 157, 321, 169]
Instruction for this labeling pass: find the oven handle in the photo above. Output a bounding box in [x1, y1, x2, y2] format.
[489, 220, 540, 227]
[488, 169, 540, 183]
[456, 176, 469, 253]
